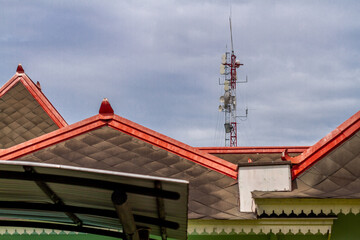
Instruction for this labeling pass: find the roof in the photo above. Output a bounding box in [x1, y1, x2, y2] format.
[254, 111, 360, 199]
[0, 98, 241, 220]
[0, 99, 237, 179]
[282, 110, 360, 179]
[199, 111, 360, 183]
[0, 160, 188, 239]
[261, 131, 360, 199]
[0, 65, 67, 148]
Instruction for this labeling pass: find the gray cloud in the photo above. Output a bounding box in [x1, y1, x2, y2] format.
[0, 1, 359, 147]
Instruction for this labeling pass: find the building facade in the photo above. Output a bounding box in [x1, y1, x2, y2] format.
[0, 65, 359, 239]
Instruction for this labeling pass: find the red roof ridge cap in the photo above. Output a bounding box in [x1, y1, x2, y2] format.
[110, 114, 238, 179]
[0, 66, 68, 127]
[0, 112, 238, 178]
[281, 110, 360, 178]
[20, 73, 68, 127]
[0, 110, 237, 178]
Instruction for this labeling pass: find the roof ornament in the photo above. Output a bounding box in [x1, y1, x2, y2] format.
[16, 64, 24, 74]
[99, 98, 114, 115]
[36, 81, 42, 91]
[281, 149, 293, 162]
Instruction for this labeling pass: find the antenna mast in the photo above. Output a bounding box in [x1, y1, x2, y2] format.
[218, 16, 247, 147]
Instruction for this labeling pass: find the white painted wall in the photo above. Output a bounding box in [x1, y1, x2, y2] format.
[238, 164, 291, 212]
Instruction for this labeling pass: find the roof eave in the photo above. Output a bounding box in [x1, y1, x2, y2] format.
[0, 112, 238, 179]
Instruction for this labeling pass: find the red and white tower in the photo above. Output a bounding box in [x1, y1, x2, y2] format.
[218, 17, 247, 147]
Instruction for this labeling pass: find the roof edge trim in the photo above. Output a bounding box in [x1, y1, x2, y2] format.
[0, 113, 238, 179]
[282, 111, 360, 179]
[0, 115, 106, 160]
[0, 72, 67, 128]
[197, 146, 309, 154]
[109, 115, 238, 179]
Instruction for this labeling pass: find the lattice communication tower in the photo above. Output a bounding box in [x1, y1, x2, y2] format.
[218, 17, 247, 147]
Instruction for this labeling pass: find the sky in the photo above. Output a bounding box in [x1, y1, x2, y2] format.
[1, 1, 359, 147]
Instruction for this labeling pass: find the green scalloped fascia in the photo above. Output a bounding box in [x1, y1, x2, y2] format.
[255, 198, 360, 216]
[188, 219, 333, 236]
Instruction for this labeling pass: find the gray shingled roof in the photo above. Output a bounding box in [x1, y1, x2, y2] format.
[253, 130, 360, 199]
[0, 82, 59, 148]
[15, 126, 245, 219]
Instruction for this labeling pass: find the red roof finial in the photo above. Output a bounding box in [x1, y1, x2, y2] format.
[36, 81, 42, 91]
[16, 64, 24, 74]
[99, 98, 114, 115]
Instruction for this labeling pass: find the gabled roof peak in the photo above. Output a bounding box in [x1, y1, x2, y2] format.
[16, 64, 24, 74]
[0, 66, 68, 128]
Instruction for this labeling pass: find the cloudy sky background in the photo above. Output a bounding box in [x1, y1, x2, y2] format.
[1, 1, 359, 147]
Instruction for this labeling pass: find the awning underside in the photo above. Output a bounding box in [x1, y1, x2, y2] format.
[0, 161, 188, 239]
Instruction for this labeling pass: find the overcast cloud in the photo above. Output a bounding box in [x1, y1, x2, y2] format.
[1, 1, 359, 147]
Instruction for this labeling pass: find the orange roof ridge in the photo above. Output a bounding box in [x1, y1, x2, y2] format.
[0, 115, 105, 160]
[0, 65, 67, 128]
[0, 110, 238, 179]
[197, 146, 309, 154]
[110, 115, 238, 178]
[282, 110, 360, 179]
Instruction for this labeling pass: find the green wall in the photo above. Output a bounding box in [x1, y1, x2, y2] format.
[331, 212, 360, 240]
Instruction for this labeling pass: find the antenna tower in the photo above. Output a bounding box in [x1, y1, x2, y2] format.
[218, 17, 247, 147]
